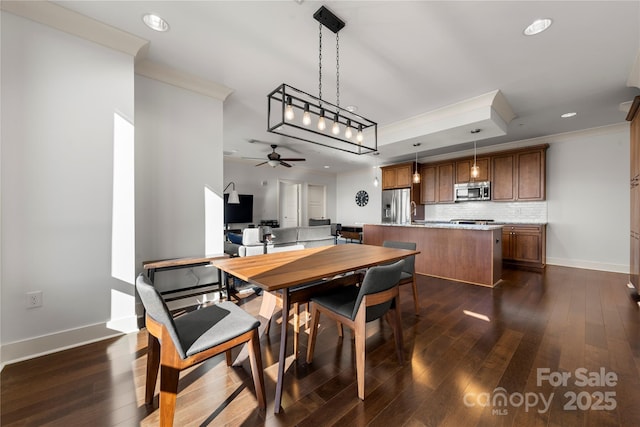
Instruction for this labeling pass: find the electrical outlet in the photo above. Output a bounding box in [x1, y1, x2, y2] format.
[26, 291, 43, 308]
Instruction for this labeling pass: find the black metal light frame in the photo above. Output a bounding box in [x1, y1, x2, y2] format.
[267, 84, 377, 155]
[266, 6, 377, 155]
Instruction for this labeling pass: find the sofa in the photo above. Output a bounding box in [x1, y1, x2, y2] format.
[224, 225, 334, 256]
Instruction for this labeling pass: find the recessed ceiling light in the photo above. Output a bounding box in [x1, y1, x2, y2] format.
[345, 105, 358, 113]
[323, 165, 330, 169]
[524, 18, 552, 36]
[561, 112, 577, 118]
[142, 13, 169, 32]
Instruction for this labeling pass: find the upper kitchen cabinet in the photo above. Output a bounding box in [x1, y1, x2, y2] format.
[437, 162, 455, 203]
[420, 162, 454, 204]
[456, 157, 490, 183]
[420, 164, 436, 204]
[492, 145, 548, 201]
[381, 163, 413, 189]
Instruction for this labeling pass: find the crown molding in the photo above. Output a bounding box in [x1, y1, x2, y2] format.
[1, 0, 148, 57]
[135, 60, 234, 101]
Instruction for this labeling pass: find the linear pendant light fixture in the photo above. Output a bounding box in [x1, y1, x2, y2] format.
[267, 6, 377, 155]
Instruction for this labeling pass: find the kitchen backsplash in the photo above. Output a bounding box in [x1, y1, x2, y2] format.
[424, 201, 548, 223]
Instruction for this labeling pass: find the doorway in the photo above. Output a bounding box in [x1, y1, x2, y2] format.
[279, 181, 300, 228]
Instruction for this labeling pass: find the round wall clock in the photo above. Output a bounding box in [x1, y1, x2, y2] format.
[355, 190, 369, 207]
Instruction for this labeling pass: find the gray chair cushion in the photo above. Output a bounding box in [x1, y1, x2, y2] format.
[311, 260, 404, 322]
[136, 274, 184, 356]
[136, 274, 259, 359]
[174, 301, 259, 357]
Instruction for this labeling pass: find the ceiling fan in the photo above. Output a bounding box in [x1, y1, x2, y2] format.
[255, 144, 306, 168]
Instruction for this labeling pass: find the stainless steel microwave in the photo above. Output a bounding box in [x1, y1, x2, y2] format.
[454, 181, 491, 202]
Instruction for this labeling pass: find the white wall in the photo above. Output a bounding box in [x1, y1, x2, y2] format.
[546, 125, 629, 272]
[223, 158, 337, 227]
[0, 13, 225, 364]
[1, 13, 134, 359]
[135, 76, 224, 294]
[336, 167, 382, 227]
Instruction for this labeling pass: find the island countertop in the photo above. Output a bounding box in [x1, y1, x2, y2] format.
[375, 222, 504, 231]
[363, 223, 502, 287]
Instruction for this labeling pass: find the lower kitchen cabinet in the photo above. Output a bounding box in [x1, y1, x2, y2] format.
[502, 224, 546, 269]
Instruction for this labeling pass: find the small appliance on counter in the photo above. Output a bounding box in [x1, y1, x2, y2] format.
[454, 181, 491, 202]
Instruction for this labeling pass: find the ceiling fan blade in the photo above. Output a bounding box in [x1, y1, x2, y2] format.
[280, 161, 292, 168]
[255, 161, 267, 167]
[279, 158, 306, 162]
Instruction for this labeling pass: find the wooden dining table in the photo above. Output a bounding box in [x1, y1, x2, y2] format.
[211, 243, 420, 413]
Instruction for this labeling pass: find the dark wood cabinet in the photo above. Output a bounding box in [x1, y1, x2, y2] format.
[419, 163, 454, 204]
[437, 163, 455, 203]
[456, 157, 490, 183]
[420, 165, 436, 204]
[382, 163, 413, 189]
[492, 146, 546, 201]
[502, 224, 546, 269]
[492, 154, 516, 201]
[627, 96, 640, 291]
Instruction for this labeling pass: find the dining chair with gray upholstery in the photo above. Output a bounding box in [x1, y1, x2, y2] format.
[382, 240, 419, 314]
[136, 274, 266, 427]
[305, 260, 405, 400]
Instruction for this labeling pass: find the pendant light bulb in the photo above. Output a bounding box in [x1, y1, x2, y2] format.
[356, 124, 363, 143]
[374, 176, 379, 187]
[345, 119, 353, 139]
[317, 109, 326, 130]
[302, 103, 311, 126]
[284, 96, 294, 121]
[332, 114, 340, 135]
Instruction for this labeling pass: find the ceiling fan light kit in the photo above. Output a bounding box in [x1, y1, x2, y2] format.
[255, 144, 306, 168]
[267, 6, 377, 156]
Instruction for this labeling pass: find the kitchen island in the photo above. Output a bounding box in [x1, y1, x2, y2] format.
[363, 223, 503, 287]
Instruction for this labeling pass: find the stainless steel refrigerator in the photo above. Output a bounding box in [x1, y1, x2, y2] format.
[381, 188, 411, 224]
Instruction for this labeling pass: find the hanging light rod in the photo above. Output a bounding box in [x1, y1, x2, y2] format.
[267, 5, 377, 155]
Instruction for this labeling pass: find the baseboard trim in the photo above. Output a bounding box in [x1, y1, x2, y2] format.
[0, 322, 132, 366]
[546, 257, 629, 274]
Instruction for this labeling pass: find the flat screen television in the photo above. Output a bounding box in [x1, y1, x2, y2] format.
[224, 193, 253, 224]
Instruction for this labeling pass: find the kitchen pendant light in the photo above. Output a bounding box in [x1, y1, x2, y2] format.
[470, 129, 481, 180]
[412, 143, 421, 184]
[267, 6, 377, 155]
[471, 140, 480, 179]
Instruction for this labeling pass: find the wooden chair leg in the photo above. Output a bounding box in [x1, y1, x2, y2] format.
[145, 334, 161, 404]
[225, 350, 233, 366]
[159, 365, 180, 427]
[411, 277, 419, 314]
[392, 297, 404, 365]
[354, 309, 367, 400]
[306, 303, 321, 364]
[337, 322, 344, 337]
[247, 330, 267, 409]
[293, 302, 300, 357]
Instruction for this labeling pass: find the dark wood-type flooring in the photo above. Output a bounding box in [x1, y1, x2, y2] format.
[2, 265, 640, 426]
